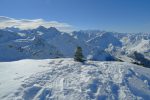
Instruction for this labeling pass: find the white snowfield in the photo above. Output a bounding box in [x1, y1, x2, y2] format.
[0, 58, 150, 100]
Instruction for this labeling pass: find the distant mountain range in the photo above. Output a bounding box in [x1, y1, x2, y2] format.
[0, 26, 150, 63]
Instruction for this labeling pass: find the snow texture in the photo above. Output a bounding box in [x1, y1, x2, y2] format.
[0, 58, 150, 100]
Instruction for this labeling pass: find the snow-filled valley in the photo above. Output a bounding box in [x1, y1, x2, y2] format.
[0, 58, 150, 100]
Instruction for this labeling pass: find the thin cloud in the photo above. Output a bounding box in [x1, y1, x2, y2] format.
[0, 16, 74, 32]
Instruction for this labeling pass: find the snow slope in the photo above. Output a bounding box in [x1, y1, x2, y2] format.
[1, 58, 150, 100]
[114, 33, 150, 58]
[0, 59, 51, 99]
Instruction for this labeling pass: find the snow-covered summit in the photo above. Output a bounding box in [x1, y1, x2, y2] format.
[1, 58, 150, 100]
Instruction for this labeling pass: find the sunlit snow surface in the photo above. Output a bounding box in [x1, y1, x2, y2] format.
[0, 58, 150, 100]
[0, 59, 50, 99]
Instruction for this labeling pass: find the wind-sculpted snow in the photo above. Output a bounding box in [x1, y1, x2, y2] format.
[2, 58, 150, 100]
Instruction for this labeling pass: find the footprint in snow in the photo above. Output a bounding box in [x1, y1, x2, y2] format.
[14, 76, 24, 80]
[38, 65, 46, 67]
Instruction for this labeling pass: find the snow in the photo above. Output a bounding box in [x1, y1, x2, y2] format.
[0, 59, 51, 99]
[0, 58, 150, 100]
[0, 27, 150, 61]
[37, 31, 44, 36]
[128, 39, 150, 52]
[17, 33, 26, 37]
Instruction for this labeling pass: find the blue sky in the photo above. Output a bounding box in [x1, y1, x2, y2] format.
[0, 0, 150, 33]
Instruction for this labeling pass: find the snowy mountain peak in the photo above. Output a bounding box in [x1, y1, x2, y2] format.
[4, 27, 20, 32]
[36, 25, 47, 30]
[0, 27, 150, 64]
[47, 27, 61, 34]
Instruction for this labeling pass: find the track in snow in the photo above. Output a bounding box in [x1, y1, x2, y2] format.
[2, 58, 150, 100]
